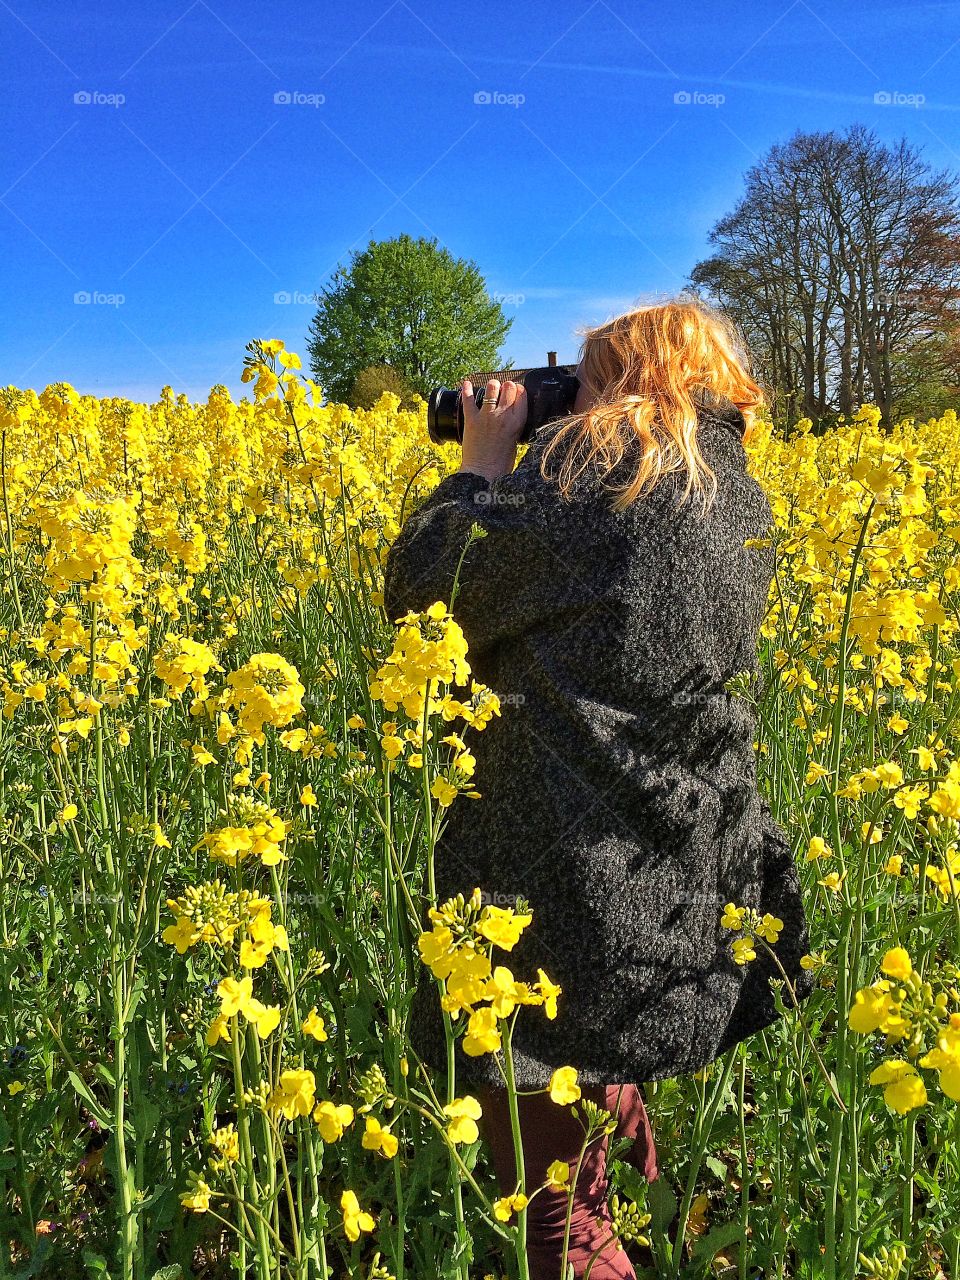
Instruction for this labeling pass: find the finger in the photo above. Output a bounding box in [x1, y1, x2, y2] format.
[498, 380, 519, 409]
[484, 379, 501, 410]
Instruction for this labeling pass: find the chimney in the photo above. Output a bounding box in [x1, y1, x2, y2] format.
[547, 351, 557, 367]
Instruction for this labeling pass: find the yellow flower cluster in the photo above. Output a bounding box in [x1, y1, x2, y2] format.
[370, 602, 501, 806]
[417, 888, 563, 1057]
[848, 946, 960, 1110]
[33, 488, 144, 609]
[720, 901, 787, 966]
[161, 881, 282, 957]
[223, 652, 306, 740]
[372, 602, 471, 716]
[154, 634, 222, 700]
[192, 793, 290, 868]
[208, 1123, 239, 1172]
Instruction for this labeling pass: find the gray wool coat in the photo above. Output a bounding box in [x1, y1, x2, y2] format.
[382, 400, 816, 1089]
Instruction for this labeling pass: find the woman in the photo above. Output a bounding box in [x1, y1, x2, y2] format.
[382, 298, 816, 1278]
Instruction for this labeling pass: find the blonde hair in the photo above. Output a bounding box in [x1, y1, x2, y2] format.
[539, 296, 764, 513]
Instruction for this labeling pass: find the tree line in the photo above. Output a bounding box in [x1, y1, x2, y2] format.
[690, 124, 960, 427]
[304, 125, 960, 428]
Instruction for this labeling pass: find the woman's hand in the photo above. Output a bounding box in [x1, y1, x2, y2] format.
[457, 378, 527, 483]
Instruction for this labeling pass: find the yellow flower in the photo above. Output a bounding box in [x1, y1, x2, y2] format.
[299, 784, 317, 806]
[340, 1189, 375, 1242]
[805, 836, 832, 862]
[7, 1081, 25, 1096]
[848, 982, 898, 1035]
[217, 974, 254, 1017]
[239, 937, 271, 968]
[162, 916, 200, 954]
[361, 1116, 399, 1158]
[880, 947, 912, 981]
[493, 1192, 528, 1221]
[535, 968, 562, 1019]
[549, 1066, 581, 1105]
[314, 1100, 355, 1142]
[720, 902, 746, 930]
[417, 926, 456, 979]
[59, 803, 78, 822]
[443, 1095, 483, 1144]
[462, 1006, 501, 1056]
[206, 1013, 230, 1046]
[483, 965, 529, 1018]
[209, 1123, 240, 1165]
[246, 1000, 281, 1038]
[302, 1007, 328, 1041]
[475, 906, 533, 951]
[817, 870, 847, 892]
[732, 936, 756, 965]
[918, 1026, 960, 1100]
[431, 776, 458, 806]
[869, 1059, 927, 1114]
[268, 1069, 316, 1120]
[179, 1173, 213, 1213]
[445, 944, 492, 1011]
[545, 1159, 571, 1191]
[756, 913, 783, 944]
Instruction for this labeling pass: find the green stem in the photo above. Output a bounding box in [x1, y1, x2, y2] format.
[501, 1022, 530, 1280]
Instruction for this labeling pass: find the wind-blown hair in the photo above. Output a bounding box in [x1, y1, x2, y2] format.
[539, 297, 764, 513]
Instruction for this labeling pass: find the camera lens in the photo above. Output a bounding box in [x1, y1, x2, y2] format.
[427, 387, 463, 444]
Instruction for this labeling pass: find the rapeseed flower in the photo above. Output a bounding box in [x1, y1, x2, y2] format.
[443, 1095, 483, 1144]
[340, 1189, 375, 1241]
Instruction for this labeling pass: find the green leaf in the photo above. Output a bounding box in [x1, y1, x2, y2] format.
[81, 1250, 112, 1279]
[66, 1070, 111, 1130]
[94, 1060, 116, 1089]
[705, 1155, 728, 1181]
[647, 1174, 678, 1237]
[689, 1218, 745, 1260]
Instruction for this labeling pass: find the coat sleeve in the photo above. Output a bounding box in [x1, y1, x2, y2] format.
[752, 793, 816, 998]
[713, 792, 816, 1057]
[382, 456, 552, 661]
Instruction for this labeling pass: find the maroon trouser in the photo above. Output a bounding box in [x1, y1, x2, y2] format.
[475, 1081, 659, 1280]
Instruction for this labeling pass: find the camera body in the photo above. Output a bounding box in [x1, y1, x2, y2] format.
[427, 365, 580, 446]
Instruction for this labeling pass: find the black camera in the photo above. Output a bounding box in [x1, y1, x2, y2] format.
[427, 365, 580, 446]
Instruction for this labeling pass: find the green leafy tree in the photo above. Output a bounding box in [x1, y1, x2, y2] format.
[306, 234, 512, 402]
[348, 363, 420, 411]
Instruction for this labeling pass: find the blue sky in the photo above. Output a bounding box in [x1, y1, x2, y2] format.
[3, 0, 960, 401]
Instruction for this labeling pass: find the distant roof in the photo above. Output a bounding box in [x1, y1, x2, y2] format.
[467, 363, 576, 385]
